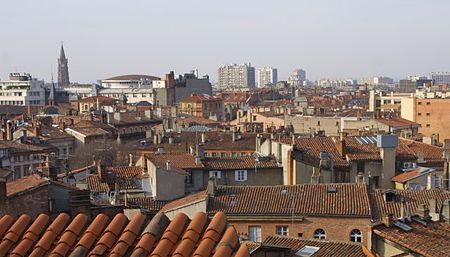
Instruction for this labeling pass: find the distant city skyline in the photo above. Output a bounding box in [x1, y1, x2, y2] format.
[1, 0, 450, 83]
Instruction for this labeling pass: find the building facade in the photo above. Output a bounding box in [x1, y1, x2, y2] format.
[0, 73, 46, 106]
[218, 64, 255, 91]
[256, 67, 278, 88]
[178, 94, 224, 121]
[288, 69, 306, 87]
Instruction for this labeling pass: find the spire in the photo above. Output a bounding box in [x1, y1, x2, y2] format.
[49, 73, 56, 106]
[59, 42, 66, 60]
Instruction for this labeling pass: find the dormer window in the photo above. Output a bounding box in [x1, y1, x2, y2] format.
[383, 191, 396, 202]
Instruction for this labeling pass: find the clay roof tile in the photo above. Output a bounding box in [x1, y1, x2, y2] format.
[50, 213, 88, 257]
[0, 215, 15, 237]
[0, 214, 32, 256]
[193, 212, 227, 257]
[109, 212, 146, 257]
[234, 244, 250, 257]
[88, 213, 128, 256]
[10, 214, 49, 257]
[212, 227, 239, 257]
[130, 213, 170, 257]
[150, 213, 188, 257]
[29, 213, 70, 257]
[172, 212, 208, 257]
[75, 213, 109, 250]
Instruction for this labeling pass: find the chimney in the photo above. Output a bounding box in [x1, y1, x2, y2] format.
[444, 161, 449, 191]
[383, 214, 394, 227]
[207, 177, 217, 196]
[190, 146, 196, 156]
[400, 199, 406, 220]
[442, 200, 450, 224]
[168, 136, 174, 144]
[34, 121, 41, 137]
[60, 121, 66, 131]
[428, 199, 440, 221]
[97, 160, 102, 180]
[0, 171, 10, 204]
[6, 120, 12, 141]
[128, 154, 133, 166]
[195, 156, 201, 166]
[201, 133, 206, 144]
[27, 105, 32, 116]
[166, 160, 171, 171]
[416, 204, 430, 220]
[157, 147, 163, 155]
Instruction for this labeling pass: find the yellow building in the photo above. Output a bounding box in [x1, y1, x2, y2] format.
[178, 94, 224, 121]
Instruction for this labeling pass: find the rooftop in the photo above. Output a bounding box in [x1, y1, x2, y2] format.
[0, 211, 250, 257]
[202, 156, 280, 170]
[104, 74, 160, 81]
[257, 235, 366, 257]
[373, 219, 450, 257]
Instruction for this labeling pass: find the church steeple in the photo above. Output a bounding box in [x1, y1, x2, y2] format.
[58, 43, 70, 87]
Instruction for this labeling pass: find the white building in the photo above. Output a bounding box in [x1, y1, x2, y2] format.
[100, 74, 160, 89]
[217, 63, 255, 90]
[430, 72, 450, 85]
[0, 73, 46, 106]
[288, 69, 306, 87]
[256, 67, 278, 88]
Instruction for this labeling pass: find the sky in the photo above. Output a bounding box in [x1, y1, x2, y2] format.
[0, 0, 449, 84]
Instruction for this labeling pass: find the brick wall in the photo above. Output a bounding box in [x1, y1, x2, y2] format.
[0, 186, 49, 218]
[229, 215, 370, 245]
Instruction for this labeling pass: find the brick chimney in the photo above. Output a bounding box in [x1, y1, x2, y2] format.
[383, 213, 394, 227]
[0, 170, 10, 205]
[207, 176, 217, 197]
[97, 160, 102, 181]
[336, 132, 347, 159]
[33, 121, 41, 137]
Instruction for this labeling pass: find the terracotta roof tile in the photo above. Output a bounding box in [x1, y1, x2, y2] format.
[6, 175, 50, 197]
[49, 213, 88, 257]
[10, 214, 50, 257]
[234, 244, 251, 257]
[0, 215, 15, 238]
[69, 214, 109, 257]
[193, 212, 227, 257]
[150, 213, 189, 257]
[212, 226, 239, 257]
[373, 220, 450, 257]
[207, 184, 371, 217]
[260, 235, 366, 257]
[146, 152, 203, 174]
[0, 214, 31, 256]
[392, 167, 436, 183]
[202, 156, 280, 170]
[88, 213, 128, 257]
[172, 212, 208, 257]
[109, 213, 146, 257]
[29, 213, 70, 257]
[0, 211, 248, 257]
[370, 189, 450, 221]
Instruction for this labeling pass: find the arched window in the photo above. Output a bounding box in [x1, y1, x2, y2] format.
[313, 229, 326, 240]
[350, 229, 362, 243]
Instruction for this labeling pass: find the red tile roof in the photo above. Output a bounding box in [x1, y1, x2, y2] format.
[202, 156, 280, 170]
[0, 211, 249, 257]
[87, 166, 145, 193]
[163, 184, 372, 217]
[6, 175, 50, 197]
[145, 152, 203, 173]
[370, 189, 450, 221]
[392, 167, 436, 183]
[293, 137, 350, 169]
[373, 220, 450, 257]
[259, 235, 366, 257]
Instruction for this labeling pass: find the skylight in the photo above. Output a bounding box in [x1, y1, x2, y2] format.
[295, 246, 320, 256]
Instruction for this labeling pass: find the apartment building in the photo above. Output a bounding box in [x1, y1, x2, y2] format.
[256, 67, 278, 88]
[218, 63, 255, 90]
[401, 95, 450, 141]
[0, 73, 46, 106]
[178, 94, 224, 121]
[368, 90, 411, 113]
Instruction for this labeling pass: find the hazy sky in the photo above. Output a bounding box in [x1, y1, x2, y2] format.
[1, 0, 449, 83]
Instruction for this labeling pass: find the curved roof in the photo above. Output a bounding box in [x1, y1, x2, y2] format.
[104, 74, 160, 81]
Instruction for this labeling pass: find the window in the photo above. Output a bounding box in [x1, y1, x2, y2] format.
[317, 121, 321, 126]
[220, 152, 226, 158]
[209, 170, 222, 179]
[235, 170, 247, 181]
[357, 162, 365, 173]
[426, 113, 430, 116]
[350, 229, 362, 243]
[231, 152, 238, 158]
[418, 101, 422, 105]
[211, 152, 217, 157]
[313, 229, 326, 240]
[248, 226, 261, 242]
[426, 124, 430, 128]
[418, 113, 422, 116]
[276, 226, 289, 236]
[426, 102, 430, 105]
[295, 246, 320, 257]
